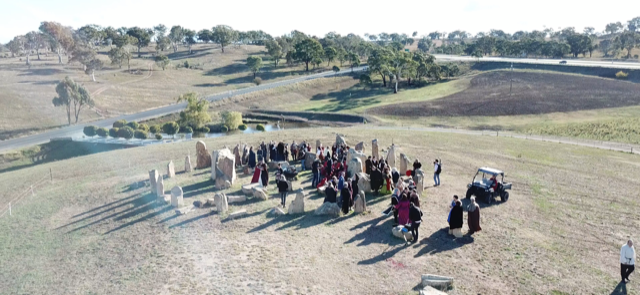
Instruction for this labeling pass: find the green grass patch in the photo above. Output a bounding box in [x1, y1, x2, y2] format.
[527, 118, 640, 144]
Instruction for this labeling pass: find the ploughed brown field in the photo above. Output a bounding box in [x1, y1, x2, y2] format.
[369, 71, 640, 117]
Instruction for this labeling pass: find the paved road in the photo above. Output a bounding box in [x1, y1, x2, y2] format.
[433, 54, 640, 70]
[0, 67, 366, 153]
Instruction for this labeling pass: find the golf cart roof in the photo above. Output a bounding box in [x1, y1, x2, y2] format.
[478, 167, 504, 175]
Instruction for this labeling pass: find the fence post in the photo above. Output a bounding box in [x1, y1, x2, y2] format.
[50, 168, 53, 183]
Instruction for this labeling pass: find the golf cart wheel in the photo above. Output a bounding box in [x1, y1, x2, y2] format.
[501, 192, 509, 202]
[485, 193, 493, 204]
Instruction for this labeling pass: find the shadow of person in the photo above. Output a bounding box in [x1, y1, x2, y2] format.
[610, 281, 627, 295]
[413, 227, 474, 258]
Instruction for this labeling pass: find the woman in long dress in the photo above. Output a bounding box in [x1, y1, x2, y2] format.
[260, 163, 269, 188]
[467, 197, 481, 234]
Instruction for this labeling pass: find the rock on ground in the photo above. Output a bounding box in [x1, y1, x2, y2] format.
[288, 189, 305, 214]
[314, 202, 341, 217]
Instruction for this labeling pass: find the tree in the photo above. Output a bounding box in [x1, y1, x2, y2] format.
[211, 25, 237, 53]
[221, 111, 243, 130]
[583, 27, 596, 36]
[390, 50, 416, 93]
[183, 29, 197, 54]
[197, 29, 213, 43]
[599, 39, 616, 57]
[176, 92, 211, 129]
[25, 31, 45, 61]
[348, 52, 360, 71]
[324, 47, 337, 66]
[616, 31, 639, 58]
[336, 47, 347, 66]
[156, 36, 170, 52]
[293, 38, 323, 71]
[417, 37, 432, 53]
[246, 56, 263, 78]
[427, 31, 441, 40]
[153, 24, 167, 41]
[412, 31, 418, 37]
[605, 22, 624, 35]
[368, 47, 392, 87]
[77, 25, 103, 48]
[69, 47, 96, 71]
[126, 27, 152, 57]
[265, 39, 282, 67]
[332, 66, 340, 74]
[155, 55, 170, 70]
[168, 26, 184, 53]
[52, 76, 94, 125]
[85, 58, 103, 82]
[566, 34, 592, 57]
[39, 21, 75, 64]
[628, 17, 640, 32]
[162, 122, 180, 136]
[6, 37, 23, 58]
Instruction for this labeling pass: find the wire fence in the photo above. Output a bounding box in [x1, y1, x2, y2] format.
[0, 171, 52, 219]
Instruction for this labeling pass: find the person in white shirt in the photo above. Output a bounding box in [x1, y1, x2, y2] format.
[621, 239, 636, 283]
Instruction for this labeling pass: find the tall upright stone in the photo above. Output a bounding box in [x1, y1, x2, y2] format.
[386, 144, 397, 169]
[288, 189, 305, 214]
[415, 169, 425, 195]
[167, 161, 175, 178]
[316, 140, 321, 151]
[214, 193, 228, 213]
[211, 150, 219, 181]
[354, 191, 367, 213]
[355, 142, 365, 153]
[156, 174, 165, 198]
[372, 139, 379, 160]
[400, 153, 410, 174]
[357, 172, 372, 193]
[336, 134, 347, 147]
[212, 148, 236, 189]
[305, 152, 316, 170]
[149, 169, 159, 194]
[348, 157, 363, 178]
[185, 156, 192, 173]
[265, 146, 271, 163]
[170, 186, 184, 208]
[233, 145, 242, 167]
[196, 141, 211, 169]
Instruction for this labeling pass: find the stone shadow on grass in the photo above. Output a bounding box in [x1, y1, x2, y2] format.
[246, 213, 303, 234]
[275, 212, 334, 231]
[221, 208, 270, 224]
[413, 227, 474, 257]
[62, 193, 158, 232]
[182, 180, 216, 198]
[345, 216, 396, 248]
[168, 210, 217, 228]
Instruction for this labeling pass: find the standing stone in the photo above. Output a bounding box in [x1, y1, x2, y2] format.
[156, 174, 165, 198]
[415, 169, 425, 195]
[355, 142, 365, 153]
[252, 186, 269, 200]
[305, 152, 316, 170]
[400, 153, 410, 175]
[211, 150, 219, 181]
[149, 169, 159, 194]
[314, 202, 341, 216]
[372, 139, 379, 160]
[348, 157, 363, 178]
[196, 141, 211, 169]
[212, 148, 237, 188]
[316, 140, 321, 151]
[336, 134, 347, 147]
[354, 190, 366, 213]
[241, 146, 249, 165]
[214, 193, 228, 213]
[233, 145, 242, 167]
[185, 156, 192, 173]
[167, 161, 175, 178]
[386, 144, 397, 169]
[288, 189, 305, 214]
[170, 186, 184, 208]
[357, 172, 372, 193]
[265, 147, 271, 163]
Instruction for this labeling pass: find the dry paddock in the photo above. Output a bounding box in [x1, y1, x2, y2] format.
[0, 127, 638, 294]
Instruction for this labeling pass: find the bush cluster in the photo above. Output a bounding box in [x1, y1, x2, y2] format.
[83, 125, 98, 137]
[134, 130, 148, 139]
[616, 71, 629, 79]
[113, 119, 127, 128]
[155, 133, 163, 140]
[96, 127, 109, 137]
[149, 125, 161, 133]
[221, 111, 243, 131]
[126, 121, 139, 130]
[109, 128, 119, 138]
[118, 126, 135, 139]
[256, 124, 266, 132]
[162, 122, 180, 135]
[238, 124, 248, 131]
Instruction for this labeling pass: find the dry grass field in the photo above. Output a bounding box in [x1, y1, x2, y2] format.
[0, 43, 340, 140]
[0, 127, 638, 294]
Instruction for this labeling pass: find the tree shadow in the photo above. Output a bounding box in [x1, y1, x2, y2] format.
[610, 281, 628, 295]
[18, 68, 64, 76]
[306, 83, 390, 112]
[58, 194, 145, 229]
[194, 82, 226, 87]
[166, 48, 212, 60]
[223, 69, 302, 84]
[71, 193, 140, 218]
[205, 63, 248, 76]
[413, 227, 474, 257]
[103, 205, 174, 235]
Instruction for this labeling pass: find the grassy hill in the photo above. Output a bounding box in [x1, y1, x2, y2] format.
[0, 127, 637, 294]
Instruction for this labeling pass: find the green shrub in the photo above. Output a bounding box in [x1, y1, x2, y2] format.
[109, 128, 119, 138]
[253, 77, 262, 85]
[256, 124, 265, 132]
[138, 123, 149, 132]
[96, 127, 109, 137]
[118, 126, 135, 139]
[149, 125, 161, 133]
[616, 71, 629, 79]
[155, 133, 163, 140]
[83, 125, 98, 137]
[221, 125, 229, 132]
[181, 126, 193, 133]
[126, 121, 139, 129]
[113, 119, 127, 128]
[162, 122, 180, 135]
[200, 126, 210, 133]
[221, 111, 243, 131]
[238, 124, 247, 131]
[134, 130, 148, 139]
[184, 60, 190, 69]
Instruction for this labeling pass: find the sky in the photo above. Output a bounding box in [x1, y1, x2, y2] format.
[2, 0, 640, 43]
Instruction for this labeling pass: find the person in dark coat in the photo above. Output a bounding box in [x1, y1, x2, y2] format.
[391, 192, 400, 225]
[341, 183, 352, 214]
[324, 182, 337, 203]
[365, 156, 373, 175]
[467, 196, 481, 234]
[409, 191, 420, 207]
[248, 147, 257, 169]
[277, 142, 285, 161]
[351, 174, 360, 197]
[260, 163, 269, 188]
[311, 159, 320, 188]
[392, 168, 400, 186]
[277, 175, 289, 208]
[449, 200, 464, 235]
[370, 166, 383, 194]
[409, 202, 423, 242]
[412, 159, 422, 177]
